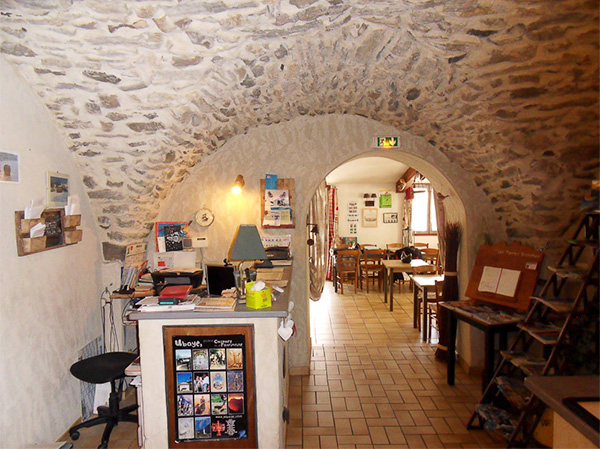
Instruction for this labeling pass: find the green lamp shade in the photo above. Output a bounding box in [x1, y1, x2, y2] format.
[229, 224, 267, 261]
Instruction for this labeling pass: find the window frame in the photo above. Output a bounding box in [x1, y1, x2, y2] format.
[411, 182, 437, 235]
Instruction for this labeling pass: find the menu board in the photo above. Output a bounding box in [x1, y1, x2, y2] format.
[164, 325, 257, 448]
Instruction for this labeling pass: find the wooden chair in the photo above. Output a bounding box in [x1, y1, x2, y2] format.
[421, 248, 440, 273]
[414, 242, 429, 249]
[359, 249, 385, 293]
[386, 243, 403, 259]
[335, 249, 360, 294]
[427, 280, 445, 338]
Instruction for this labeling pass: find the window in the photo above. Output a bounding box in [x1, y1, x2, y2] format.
[411, 182, 437, 234]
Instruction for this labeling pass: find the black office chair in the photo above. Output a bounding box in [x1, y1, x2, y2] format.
[69, 352, 138, 449]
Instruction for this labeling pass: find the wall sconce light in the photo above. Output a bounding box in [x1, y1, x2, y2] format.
[371, 193, 377, 198]
[363, 193, 370, 199]
[232, 174, 245, 195]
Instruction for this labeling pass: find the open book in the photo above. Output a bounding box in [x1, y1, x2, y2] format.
[478, 266, 521, 298]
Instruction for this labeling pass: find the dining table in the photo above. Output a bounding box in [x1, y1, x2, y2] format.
[382, 259, 434, 312]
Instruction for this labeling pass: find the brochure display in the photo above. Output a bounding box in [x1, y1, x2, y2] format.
[260, 178, 295, 228]
[164, 325, 257, 448]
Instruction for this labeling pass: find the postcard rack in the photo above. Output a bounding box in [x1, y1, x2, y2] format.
[260, 177, 295, 228]
[14, 209, 82, 256]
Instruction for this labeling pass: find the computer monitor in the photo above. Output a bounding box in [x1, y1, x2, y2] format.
[205, 264, 237, 297]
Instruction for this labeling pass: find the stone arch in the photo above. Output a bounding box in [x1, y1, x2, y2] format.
[159, 114, 504, 371]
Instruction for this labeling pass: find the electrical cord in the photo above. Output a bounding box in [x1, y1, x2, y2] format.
[101, 286, 120, 353]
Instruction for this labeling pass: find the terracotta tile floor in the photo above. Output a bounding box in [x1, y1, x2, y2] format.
[286, 280, 505, 449]
[64, 280, 504, 449]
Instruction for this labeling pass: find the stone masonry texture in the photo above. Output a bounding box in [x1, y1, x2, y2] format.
[0, 0, 598, 250]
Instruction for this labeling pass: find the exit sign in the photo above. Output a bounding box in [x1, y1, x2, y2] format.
[374, 137, 400, 148]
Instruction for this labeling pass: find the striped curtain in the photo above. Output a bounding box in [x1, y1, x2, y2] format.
[326, 185, 338, 279]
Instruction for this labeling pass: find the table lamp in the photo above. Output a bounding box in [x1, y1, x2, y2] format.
[228, 225, 272, 282]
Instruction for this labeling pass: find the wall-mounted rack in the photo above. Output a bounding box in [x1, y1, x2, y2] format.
[260, 177, 295, 228]
[15, 208, 82, 256]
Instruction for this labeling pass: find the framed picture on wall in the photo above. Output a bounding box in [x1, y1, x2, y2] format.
[362, 208, 377, 228]
[383, 212, 399, 224]
[47, 171, 69, 207]
[0, 150, 19, 183]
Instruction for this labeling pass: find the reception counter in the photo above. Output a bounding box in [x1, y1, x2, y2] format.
[129, 266, 292, 449]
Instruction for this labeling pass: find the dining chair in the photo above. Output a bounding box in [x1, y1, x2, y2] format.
[421, 248, 440, 273]
[427, 279, 445, 338]
[335, 249, 360, 294]
[385, 243, 403, 259]
[359, 248, 385, 293]
[414, 242, 429, 249]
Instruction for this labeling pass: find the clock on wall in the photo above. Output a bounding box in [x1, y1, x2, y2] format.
[194, 208, 214, 227]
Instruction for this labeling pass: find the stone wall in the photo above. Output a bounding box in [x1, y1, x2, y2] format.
[0, 0, 597, 256]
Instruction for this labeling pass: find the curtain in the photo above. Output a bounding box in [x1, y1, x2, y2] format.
[326, 185, 338, 280]
[308, 181, 328, 301]
[433, 191, 447, 270]
[402, 197, 412, 246]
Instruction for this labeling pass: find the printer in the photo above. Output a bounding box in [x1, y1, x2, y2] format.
[150, 269, 203, 295]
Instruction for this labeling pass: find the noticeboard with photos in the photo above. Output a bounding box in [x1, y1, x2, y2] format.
[164, 325, 257, 448]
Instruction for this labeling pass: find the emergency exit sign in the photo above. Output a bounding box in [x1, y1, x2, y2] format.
[374, 136, 399, 148]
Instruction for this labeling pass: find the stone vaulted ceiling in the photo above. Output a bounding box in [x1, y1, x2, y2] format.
[0, 0, 598, 245]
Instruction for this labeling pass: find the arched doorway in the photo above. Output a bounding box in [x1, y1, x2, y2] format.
[162, 114, 505, 374]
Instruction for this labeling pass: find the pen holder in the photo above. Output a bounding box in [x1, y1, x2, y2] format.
[245, 282, 272, 309]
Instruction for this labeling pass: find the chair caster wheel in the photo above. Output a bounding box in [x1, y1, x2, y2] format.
[70, 431, 80, 441]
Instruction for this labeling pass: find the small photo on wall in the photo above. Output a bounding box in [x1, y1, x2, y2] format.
[383, 212, 399, 224]
[0, 151, 19, 183]
[47, 171, 69, 207]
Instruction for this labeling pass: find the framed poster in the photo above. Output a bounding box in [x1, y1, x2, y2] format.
[164, 325, 257, 448]
[362, 208, 377, 228]
[383, 212, 398, 224]
[0, 150, 19, 183]
[379, 191, 392, 208]
[47, 171, 69, 207]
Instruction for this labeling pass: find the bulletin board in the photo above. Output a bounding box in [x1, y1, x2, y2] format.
[260, 178, 295, 228]
[465, 242, 544, 311]
[164, 325, 257, 448]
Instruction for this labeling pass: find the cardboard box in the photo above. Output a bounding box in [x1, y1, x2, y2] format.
[245, 282, 272, 309]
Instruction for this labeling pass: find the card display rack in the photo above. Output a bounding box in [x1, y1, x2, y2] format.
[467, 208, 599, 447]
[260, 178, 295, 228]
[14, 208, 82, 256]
